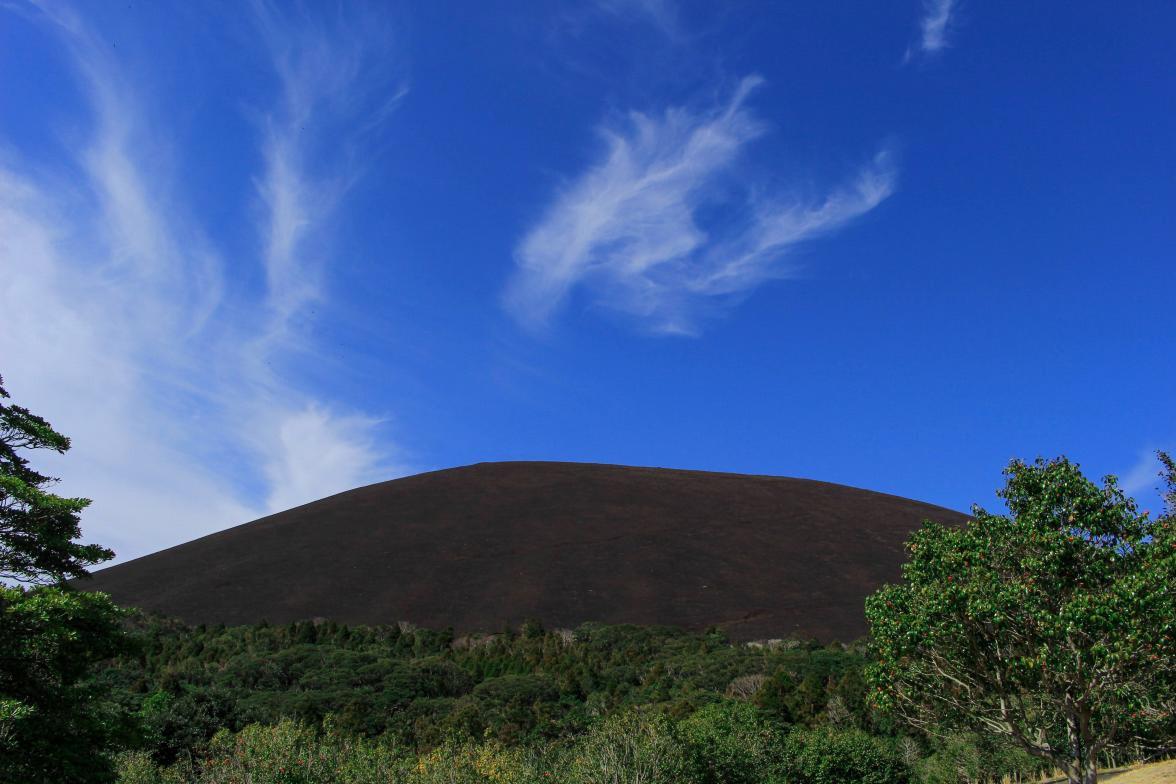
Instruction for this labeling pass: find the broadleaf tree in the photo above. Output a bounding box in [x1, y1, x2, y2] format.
[0, 375, 129, 783]
[866, 455, 1175, 784]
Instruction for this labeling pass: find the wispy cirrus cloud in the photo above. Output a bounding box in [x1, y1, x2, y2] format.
[0, 1, 408, 562]
[553, 0, 681, 45]
[504, 76, 896, 335]
[252, 0, 407, 339]
[1119, 447, 1173, 501]
[907, 0, 957, 59]
[592, 0, 679, 36]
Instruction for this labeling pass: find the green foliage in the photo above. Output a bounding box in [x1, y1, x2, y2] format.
[114, 715, 657, 784]
[137, 687, 239, 764]
[0, 375, 113, 584]
[678, 700, 784, 784]
[105, 620, 1160, 784]
[410, 737, 540, 784]
[118, 719, 411, 784]
[196, 720, 401, 784]
[563, 710, 689, 784]
[0, 585, 131, 782]
[139, 711, 1080, 784]
[866, 455, 1176, 784]
[781, 727, 909, 784]
[100, 612, 1113, 783]
[913, 733, 1046, 784]
[115, 750, 173, 784]
[103, 617, 870, 760]
[0, 374, 128, 782]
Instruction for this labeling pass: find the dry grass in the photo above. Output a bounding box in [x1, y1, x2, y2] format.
[1102, 759, 1176, 783]
[1042, 760, 1176, 783]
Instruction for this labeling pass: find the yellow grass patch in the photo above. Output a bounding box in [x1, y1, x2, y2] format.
[1091, 760, 1176, 783]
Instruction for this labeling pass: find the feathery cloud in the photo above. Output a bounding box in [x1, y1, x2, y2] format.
[0, 2, 408, 563]
[252, 0, 407, 339]
[1119, 448, 1172, 499]
[504, 76, 896, 335]
[592, 0, 679, 36]
[910, 0, 957, 57]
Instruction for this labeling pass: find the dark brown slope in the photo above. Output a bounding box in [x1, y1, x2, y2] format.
[79, 462, 967, 641]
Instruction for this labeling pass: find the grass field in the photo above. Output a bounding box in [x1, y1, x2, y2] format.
[1106, 760, 1176, 783]
[1043, 760, 1176, 783]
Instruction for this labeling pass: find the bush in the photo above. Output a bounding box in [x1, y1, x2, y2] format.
[0, 586, 131, 784]
[114, 719, 548, 784]
[115, 751, 171, 784]
[914, 733, 1048, 784]
[678, 700, 784, 784]
[194, 720, 404, 784]
[411, 740, 540, 784]
[782, 727, 910, 784]
[562, 710, 689, 784]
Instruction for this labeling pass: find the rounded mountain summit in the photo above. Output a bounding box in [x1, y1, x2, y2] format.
[80, 462, 968, 641]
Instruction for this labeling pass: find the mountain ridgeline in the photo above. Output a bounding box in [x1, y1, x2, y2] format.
[79, 461, 968, 641]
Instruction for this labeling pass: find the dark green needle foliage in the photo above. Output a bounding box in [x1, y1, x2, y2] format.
[866, 455, 1176, 784]
[0, 375, 113, 584]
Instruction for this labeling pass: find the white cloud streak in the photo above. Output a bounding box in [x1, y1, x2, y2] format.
[592, 0, 679, 37]
[0, 2, 409, 563]
[504, 76, 896, 334]
[1119, 448, 1171, 499]
[252, 0, 407, 339]
[912, 0, 956, 56]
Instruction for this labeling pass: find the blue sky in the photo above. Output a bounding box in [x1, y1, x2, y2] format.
[1, 1, 1173, 563]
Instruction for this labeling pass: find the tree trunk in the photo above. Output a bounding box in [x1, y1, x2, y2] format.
[1064, 759, 1098, 783]
[1063, 705, 1098, 784]
[1082, 745, 1099, 784]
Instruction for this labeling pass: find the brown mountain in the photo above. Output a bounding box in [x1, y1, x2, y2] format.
[78, 461, 968, 641]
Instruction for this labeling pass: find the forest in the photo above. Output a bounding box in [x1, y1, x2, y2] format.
[101, 615, 1046, 783]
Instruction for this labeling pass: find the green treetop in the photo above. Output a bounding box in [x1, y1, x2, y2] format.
[0, 374, 128, 783]
[866, 455, 1176, 784]
[0, 375, 113, 584]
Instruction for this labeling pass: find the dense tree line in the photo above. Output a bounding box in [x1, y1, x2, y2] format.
[103, 616, 876, 754]
[105, 618, 1052, 783]
[95, 616, 1055, 783]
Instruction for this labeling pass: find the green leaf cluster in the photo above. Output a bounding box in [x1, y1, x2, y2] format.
[866, 455, 1176, 783]
[0, 374, 126, 782]
[0, 585, 131, 782]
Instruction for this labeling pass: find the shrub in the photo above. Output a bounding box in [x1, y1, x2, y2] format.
[410, 740, 540, 784]
[678, 700, 784, 784]
[193, 720, 405, 784]
[914, 733, 1048, 784]
[115, 751, 168, 784]
[782, 727, 910, 784]
[562, 710, 689, 784]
